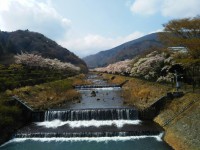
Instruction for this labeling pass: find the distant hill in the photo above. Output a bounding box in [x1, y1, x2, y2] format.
[0, 30, 88, 72]
[83, 33, 164, 68]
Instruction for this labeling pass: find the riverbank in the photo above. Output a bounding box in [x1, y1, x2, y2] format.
[0, 74, 90, 145]
[100, 73, 172, 109]
[100, 73, 200, 150]
[5, 74, 90, 110]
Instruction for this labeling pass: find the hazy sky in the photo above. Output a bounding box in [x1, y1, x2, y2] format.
[0, 0, 199, 57]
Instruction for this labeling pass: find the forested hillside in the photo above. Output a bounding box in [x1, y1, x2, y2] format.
[0, 30, 88, 72]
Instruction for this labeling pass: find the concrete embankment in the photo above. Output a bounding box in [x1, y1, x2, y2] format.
[154, 93, 200, 150]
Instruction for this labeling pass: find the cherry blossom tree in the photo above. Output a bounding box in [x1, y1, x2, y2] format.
[94, 59, 132, 75]
[14, 52, 80, 71]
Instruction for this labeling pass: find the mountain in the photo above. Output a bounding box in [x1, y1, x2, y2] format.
[0, 30, 88, 72]
[83, 33, 163, 68]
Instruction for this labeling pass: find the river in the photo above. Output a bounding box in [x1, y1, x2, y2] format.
[0, 74, 172, 150]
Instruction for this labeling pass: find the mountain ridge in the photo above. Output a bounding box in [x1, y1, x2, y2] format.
[83, 32, 163, 68]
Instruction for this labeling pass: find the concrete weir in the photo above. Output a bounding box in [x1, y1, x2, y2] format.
[74, 84, 121, 89]
[15, 121, 163, 138]
[44, 108, 138, 121]
[11, 89, 184, 122]
[12, 98, 164, 139]
[14, 95, 163, 139]
[11, 91, 164, 139]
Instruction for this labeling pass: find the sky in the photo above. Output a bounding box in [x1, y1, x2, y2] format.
[0, 0, 199, 58]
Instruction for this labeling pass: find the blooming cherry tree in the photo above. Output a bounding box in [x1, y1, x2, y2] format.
[94, 59, 132, 75]
[14, 52, 80, 71]
[130, 51, 165, 80]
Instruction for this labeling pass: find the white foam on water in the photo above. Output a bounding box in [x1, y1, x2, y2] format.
[94, 87, 121, 91]
[79, 87, 121, 91]
[0, 133, 164, 147]
[36, 119, 141, 128]
[157, 132, 164, 141]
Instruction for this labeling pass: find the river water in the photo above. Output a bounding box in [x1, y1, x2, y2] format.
[0, 74, 172, 150]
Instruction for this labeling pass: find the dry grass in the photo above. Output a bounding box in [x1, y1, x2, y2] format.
[105, 75, 127, 85]
[26, 89, 80, 109]
[101, 73, 172, 109]
[71, 74, 92, 86]
[123, 79, 172, 109]
[5, 75, 89, 110]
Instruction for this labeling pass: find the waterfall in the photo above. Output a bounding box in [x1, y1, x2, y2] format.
[44, 108, 138, 121]
[15, 131, 162, 138]
[14, 108, 164, 139]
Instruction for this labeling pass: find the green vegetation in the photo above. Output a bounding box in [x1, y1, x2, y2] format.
[0, 64, 78, 92]
[0, 94, 22, 144]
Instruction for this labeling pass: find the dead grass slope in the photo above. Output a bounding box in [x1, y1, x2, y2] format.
[5, 74, 90, 110]
[101, 73, 171, 109]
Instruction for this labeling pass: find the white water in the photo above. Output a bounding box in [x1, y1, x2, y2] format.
[79, 87, 121, 91]
[36, 119, 141, 128]
[1, 133, 163, 147]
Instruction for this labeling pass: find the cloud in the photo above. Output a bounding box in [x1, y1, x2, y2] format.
[130, 0, 161, 15]
[0, 0, 71, 40]
[59, 31, 144, 57]
[0, 0, 144, 58]
[130, 0, 200, 18]
[161, 0, 200, 17]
